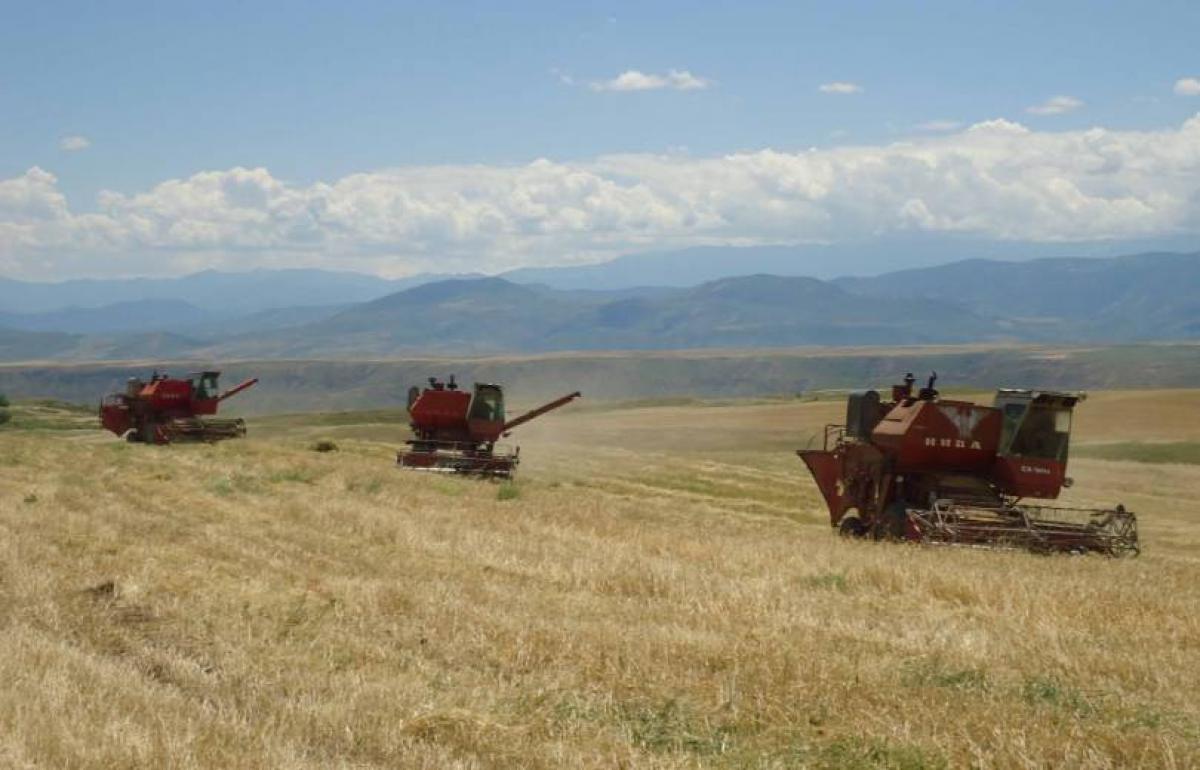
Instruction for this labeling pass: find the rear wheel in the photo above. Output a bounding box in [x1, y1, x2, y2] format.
[838, 516, 868, 538]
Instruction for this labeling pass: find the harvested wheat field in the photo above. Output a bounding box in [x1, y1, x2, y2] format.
[1, 391, 1199, 768]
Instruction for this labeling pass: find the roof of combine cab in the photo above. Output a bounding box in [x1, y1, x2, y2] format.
[996, 388, 1086, 404]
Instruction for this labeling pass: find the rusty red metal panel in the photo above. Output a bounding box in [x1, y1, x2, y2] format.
[990, 456, 1066, 499]
[796, 449, 843, 525]
[872, 398, 1001, 473]
[410, 389, 473, 436]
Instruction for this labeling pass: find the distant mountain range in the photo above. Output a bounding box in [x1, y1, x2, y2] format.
[199, 274, 999, 359]
[0, 250, 1197, 361]
[0, 299, 217, 334]
[497, 236, 1200, 290]
[0, 268, 471, 316]
[833, 251, 1200, 340]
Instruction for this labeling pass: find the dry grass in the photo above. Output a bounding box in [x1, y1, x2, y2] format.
[1, 391, 1199, 768]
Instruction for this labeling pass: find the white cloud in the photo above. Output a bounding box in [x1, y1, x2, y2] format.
[1026, 95, 1084, 115]
[4, 115, 1200, 279]
[59, 135, 91, 152]
[914, 120, 963, 132]
[590, 69, 711, 92]
[1175, 78, 1200, 96]
[818, 82, 862, 95]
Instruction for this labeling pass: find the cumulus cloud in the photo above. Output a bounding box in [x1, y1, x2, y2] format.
[1175, 78, 1200, 96]
[1026, 95, 1084, 115]
[818, 82, 862, 95]
[590, 69, 711, 92]
[4, 115, 1200, 279]
[59, 135, 91, 152]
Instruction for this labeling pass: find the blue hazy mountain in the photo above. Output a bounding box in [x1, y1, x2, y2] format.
[0, 268, 475, 315]
[0, 250, 1198, 360]
[499, 236, 1199, 290]
[833, 251, 1200, 339]
[0, 299, 217, 334]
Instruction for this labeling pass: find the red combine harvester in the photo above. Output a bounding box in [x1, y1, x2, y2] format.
[398, 375, 581, 478]
[797, 373, 1138, 556]
[99, 371, 259, 444]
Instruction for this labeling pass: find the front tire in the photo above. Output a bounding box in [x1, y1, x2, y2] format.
[838, 516, 868, 538]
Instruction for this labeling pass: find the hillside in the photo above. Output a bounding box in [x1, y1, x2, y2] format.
[0, 327, 82, 361]
[3, 343, 1200, 414]
[0, 268, 403, 315]
[540, 275, 998, 349]
[225, 275, 1002, 357]
[183, 255, 1200, 356]
[0, 267, 486, 318]
[0, 299, 217, 334]
[835, 251, 1200, 340]
[0, 251, 1198, 360]
[498, 238, 1186, 288]
[218, 278, 580, 358]
[0, 393, 1197, 767]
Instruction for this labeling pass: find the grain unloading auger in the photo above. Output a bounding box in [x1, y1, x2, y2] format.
[397, 375, 581, 478]
[797, 373, 1138, 556]
[99, 371, 259, 444]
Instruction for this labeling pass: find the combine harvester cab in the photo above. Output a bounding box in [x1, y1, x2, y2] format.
[398, 375, 581, 478]
[797, 373, 1138, 556]
[99, 371, 259, 444]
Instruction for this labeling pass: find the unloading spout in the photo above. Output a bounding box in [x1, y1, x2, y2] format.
[502, 391, 582, 433]
[218, 378, 259, 401]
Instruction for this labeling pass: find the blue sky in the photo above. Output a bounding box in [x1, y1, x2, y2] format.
[1, 1, 1199, 279]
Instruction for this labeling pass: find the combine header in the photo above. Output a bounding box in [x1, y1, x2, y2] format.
[100, 371, 258, 444]
[398, 375, 581, 478]
[797, 373, 1138, 556]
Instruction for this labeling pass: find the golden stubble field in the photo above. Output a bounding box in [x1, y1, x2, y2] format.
[1, 390, 1198, 769]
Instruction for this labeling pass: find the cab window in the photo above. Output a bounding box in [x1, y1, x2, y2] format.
[1007, 405, 1071, 461]
[194, 373, 219, 399]
[468, 387, 505, 422]
[999, 403, 1027, 454]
